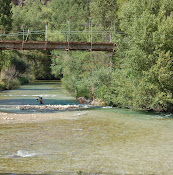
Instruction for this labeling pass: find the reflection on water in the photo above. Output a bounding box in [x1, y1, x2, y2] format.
[0, 81, 173, 174]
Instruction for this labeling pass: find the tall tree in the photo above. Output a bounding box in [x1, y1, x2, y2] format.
[49, 0, 90, 42]
[112, 0, 173, 111]
[12, 0, 51, 41]
[0, 0, 13, 80]
[11, 0, 53, 80]
[90, 0, 117, 29]
[0, 0, 12, 30]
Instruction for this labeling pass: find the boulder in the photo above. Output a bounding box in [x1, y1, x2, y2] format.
[76, 97, 91, 104]
[90, 99, 106, 106]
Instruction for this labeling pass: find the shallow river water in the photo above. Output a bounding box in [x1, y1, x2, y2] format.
[0, 81, 173, 175]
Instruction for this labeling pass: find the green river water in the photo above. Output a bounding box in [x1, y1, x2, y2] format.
[0, 81, 173, 175]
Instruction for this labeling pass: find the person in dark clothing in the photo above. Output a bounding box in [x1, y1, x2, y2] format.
[91, 93, 94, 101]
[39, 97, 43, 104]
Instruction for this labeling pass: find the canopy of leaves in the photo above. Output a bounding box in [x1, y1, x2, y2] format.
[113, 0, 173, 111]
[0, 0, 12, 29]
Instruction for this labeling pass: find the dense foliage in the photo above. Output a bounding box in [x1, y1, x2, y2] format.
[0, 0, 53, 90]
[0, 0, 172, 112]
[0, 0, 12, 29]
[113, 0, 173, 111]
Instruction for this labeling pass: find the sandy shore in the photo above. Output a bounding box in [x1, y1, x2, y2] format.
[0, 111, 87, 124]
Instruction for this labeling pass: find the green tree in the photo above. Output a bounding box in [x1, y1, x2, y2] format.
[11, 0, 54, 80]
[12, 0, 51, 41]
[90, 0, 117, 29]
[49, 0, 90, 42]
[0, 0, 12, 30]
[0, 0, 13, 79]
[112, 0, 173, 111]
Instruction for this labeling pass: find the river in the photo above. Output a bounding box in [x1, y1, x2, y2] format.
[0, 81, 173, 175]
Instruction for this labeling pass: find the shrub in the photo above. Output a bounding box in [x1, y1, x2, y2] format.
[5, 79, 21, 90]
[19, 77, 29, 85]
[0, 81, 5, 91]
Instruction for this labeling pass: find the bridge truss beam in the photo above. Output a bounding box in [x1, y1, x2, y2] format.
[0, 40, 115, 52]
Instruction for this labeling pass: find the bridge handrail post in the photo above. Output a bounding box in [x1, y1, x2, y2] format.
[67, 17, 71, 51]
[22, 25, 25, 50]
[25, 29, 30, 41]
[45, 22, 48, 50]
[89, 12, 93, 51]
[91, 18, 92, 51]
[89, 17, 90, 42]
[88, 16, 92, 51]
[45, 22, 48, 42]
[0, 28, 1, 41]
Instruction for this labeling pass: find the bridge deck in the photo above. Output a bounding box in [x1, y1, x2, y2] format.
[0, 40, 115, 52]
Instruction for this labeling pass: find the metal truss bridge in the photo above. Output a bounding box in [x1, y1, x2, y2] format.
[0, 40, 115, 52]
[0, 23, 117, 52]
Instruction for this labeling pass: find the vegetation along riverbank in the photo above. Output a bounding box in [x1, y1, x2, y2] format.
[0, 0, 172, 112]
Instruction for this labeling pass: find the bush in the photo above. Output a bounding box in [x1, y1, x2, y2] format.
[9, 79, 21, 89]
[75, 80, 90, 98]
[19, 77, 29, 85]
[96, 85, 112, 105]
[25, 74, 35, 82]
[4, 79, 21, 90]
[0, 81, 5, 91]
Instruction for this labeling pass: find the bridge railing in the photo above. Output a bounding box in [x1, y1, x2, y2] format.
[0, 18, 126, 44]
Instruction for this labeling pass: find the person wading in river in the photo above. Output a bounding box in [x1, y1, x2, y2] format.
[37, 97, 43, 104]
[40, 97, 43, 104]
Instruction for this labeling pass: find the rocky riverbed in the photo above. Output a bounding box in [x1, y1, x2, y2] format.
[17, 104, 89, 111]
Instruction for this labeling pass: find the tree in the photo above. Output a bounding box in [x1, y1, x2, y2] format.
[112, 0, 173, 111]
[0, 0, 12, 30]
[0, 0, 13, 80]
[12, 0, 51, 41]
[49, 0, 90, 42]
[11, 0, 54, 80]
[90, 0, 117, 29]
